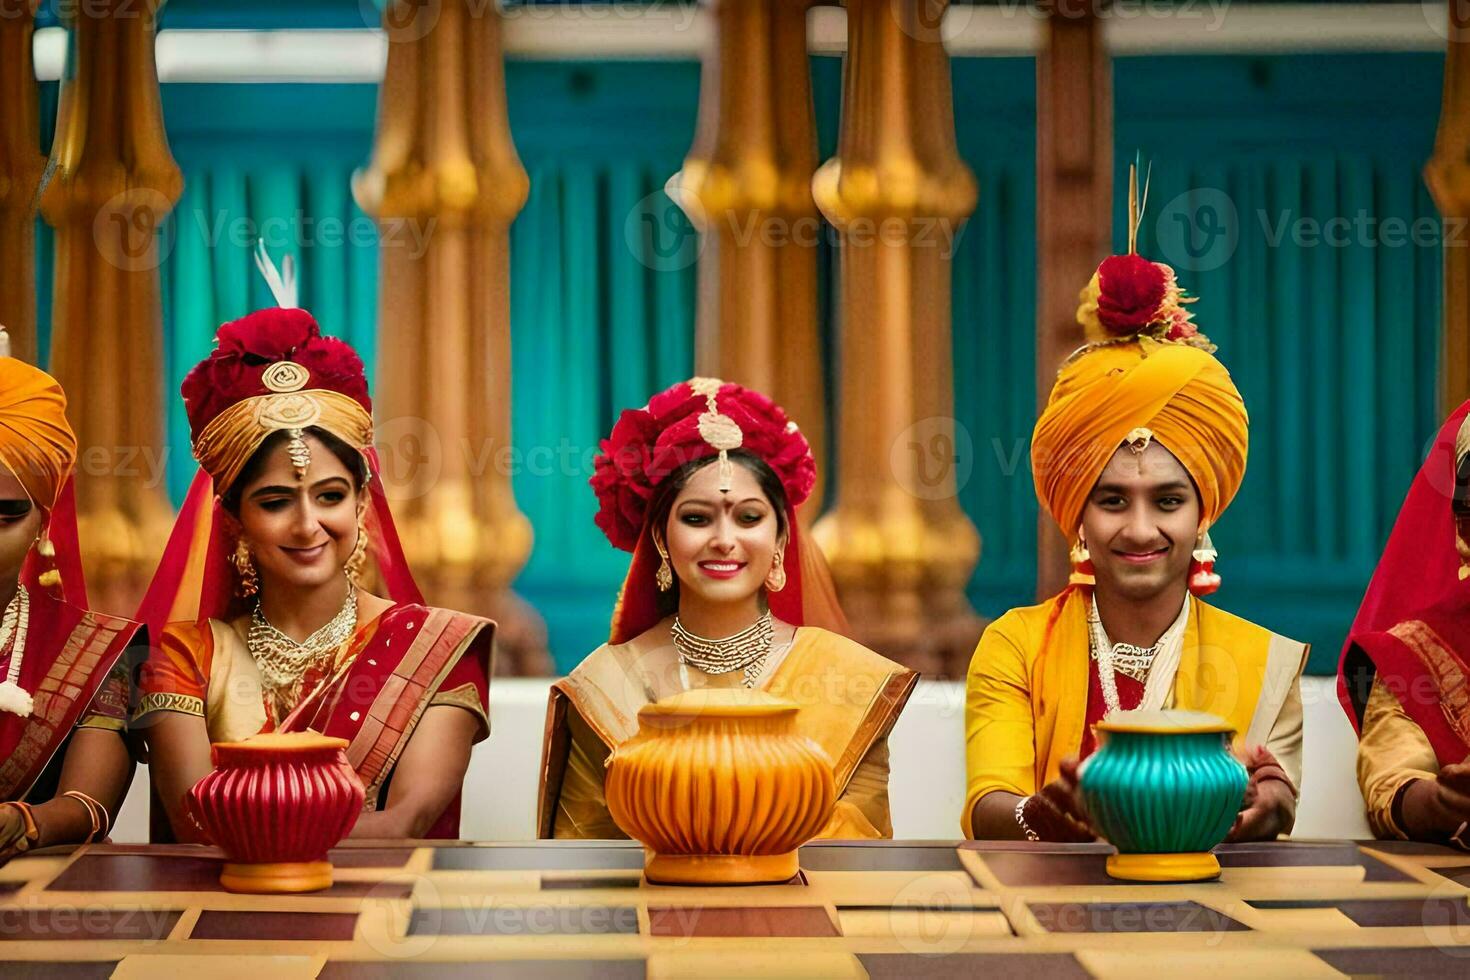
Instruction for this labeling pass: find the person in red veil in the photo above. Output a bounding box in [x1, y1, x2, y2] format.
[133, 258, 493, 843]
[1339, 400, 1470, 845]
[536, 378, 917, 840]
[0, 342, 143, 861]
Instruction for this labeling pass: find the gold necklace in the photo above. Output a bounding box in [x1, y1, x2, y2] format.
[671, 612, 773, 688]
[0, 585, 32, 717]
[248, 583, 358, 715]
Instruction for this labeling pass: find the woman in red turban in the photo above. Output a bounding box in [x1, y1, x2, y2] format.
[537, 378, 917, 840]
[0, 347, 144, 861]
[133, 267, 493, 843]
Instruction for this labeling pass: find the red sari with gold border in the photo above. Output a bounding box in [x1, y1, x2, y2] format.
[137, 602, 491, 840]
[0, 589, 140, 804]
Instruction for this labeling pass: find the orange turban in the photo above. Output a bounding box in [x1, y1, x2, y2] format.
[1031, 339, 1248, 540]
[0, 357, 77, 512]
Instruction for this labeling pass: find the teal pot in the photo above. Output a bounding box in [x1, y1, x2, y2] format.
[1077, 709, 1247, 882]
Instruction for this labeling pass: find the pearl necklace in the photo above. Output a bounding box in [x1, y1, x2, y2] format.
[1087, 593, 1189, 716]
[0, 585, 32, 718]
[248, 584, 358, 714]
[671, 611, 773, 688]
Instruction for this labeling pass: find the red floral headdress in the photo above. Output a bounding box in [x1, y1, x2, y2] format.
[1073, 162, 1215, 354]
[181, 306, 371, 444]
[590, 378, 842, 645]
[591, 378, 817, 553]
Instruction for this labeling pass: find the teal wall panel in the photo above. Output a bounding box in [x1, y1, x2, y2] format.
[29, 53, 1446, 673]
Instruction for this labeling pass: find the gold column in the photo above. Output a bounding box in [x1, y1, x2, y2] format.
[811, 0, 981, 675]
[355, 0, 549, 675]
[0, 0, 43, 363]
[1427, 4, 1470, 418]
[1035, 3, 1111, 598]
[670, 0, 826, 513]
[40, 0, 182, 614]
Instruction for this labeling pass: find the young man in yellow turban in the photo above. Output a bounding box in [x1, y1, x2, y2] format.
[0, 343, 144, 860]
[963, 248, 1308, 843]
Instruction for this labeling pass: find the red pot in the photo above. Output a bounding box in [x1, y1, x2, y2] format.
[185, 731, 365, 893]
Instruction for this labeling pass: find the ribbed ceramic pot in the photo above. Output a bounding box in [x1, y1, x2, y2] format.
[605, 689, 836, 885]
[1077, 709, 1248, 882]
[184, 731, 365, 893]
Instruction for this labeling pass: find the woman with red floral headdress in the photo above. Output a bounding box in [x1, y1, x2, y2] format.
[536, 378, 917, 840]
[1339, 401, 1470, 846]
[0, 345, 144, 861]
[133, 255, 493, 842]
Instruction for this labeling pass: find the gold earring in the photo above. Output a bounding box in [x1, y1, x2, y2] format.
[232, 537, 259, 598]
[1068, 528, 1095, 587]
[654, 538, 673, 592]
[35, 534, 60, 590]
[767, 548, 787, 593]
[344, 507, 369, 585]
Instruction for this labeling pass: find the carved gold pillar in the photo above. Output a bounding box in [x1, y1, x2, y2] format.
[1035, 3, 1111, 598]
[40, 0, 181, 614]
[0, 0, 43, 363]
[1427, 3, 1470, 418]
[669, 0, 826, 514]
[811, 0, 981, 675]
[355, 0, 549, 675]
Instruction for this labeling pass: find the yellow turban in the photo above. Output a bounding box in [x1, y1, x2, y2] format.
[1031, 340, 1248, 540]
[0, 357, 78, 511]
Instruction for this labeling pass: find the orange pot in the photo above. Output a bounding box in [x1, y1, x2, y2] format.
[606, 689, 835, 885]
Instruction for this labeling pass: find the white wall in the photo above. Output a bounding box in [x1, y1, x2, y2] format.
[112, 674, 1369, 843]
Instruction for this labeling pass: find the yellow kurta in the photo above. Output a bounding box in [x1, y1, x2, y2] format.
[538, 625, 916, 841]
[962, 589, 1309, 838]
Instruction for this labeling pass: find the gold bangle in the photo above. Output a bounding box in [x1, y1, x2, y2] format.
[0, 800, 39, 855]
[59, 791, 106, 843]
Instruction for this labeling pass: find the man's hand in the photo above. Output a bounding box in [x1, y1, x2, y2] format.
[1025, 755, 1097, 843]
[1226, 745, 1297, 842]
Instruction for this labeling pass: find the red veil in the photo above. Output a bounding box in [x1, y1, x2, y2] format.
[1337, 399, 1470, 763]
[591, 378, 849, 644]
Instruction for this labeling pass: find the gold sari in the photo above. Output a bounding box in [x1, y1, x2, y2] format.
[538, 625, 916, 841]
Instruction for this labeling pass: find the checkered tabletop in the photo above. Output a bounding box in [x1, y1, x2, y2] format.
[2, 839, 1470, 977]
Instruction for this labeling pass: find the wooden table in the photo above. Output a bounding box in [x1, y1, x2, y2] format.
[2, 839, 1470, 977]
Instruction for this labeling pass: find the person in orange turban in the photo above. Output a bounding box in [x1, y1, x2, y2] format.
[963, 249, 1308, 846]
[0, 345, 145, 863]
